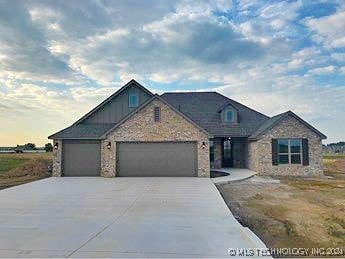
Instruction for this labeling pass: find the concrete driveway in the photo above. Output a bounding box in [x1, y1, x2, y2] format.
[0, 177, 265, 258]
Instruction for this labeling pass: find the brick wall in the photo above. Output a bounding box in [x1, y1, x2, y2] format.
[102, 99, 210, 177]
[247, 115, 323, 176]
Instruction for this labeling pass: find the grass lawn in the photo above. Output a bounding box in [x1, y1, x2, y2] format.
[0, 153, 53, 190]
[218, 154, 345, 257]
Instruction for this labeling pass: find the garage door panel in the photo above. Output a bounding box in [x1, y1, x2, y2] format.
[118, 142, 197, 177]
[63, 141, 101, 176]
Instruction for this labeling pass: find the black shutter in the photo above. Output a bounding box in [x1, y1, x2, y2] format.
[272, 139, 278, 165]
[302, 138, 309, 166]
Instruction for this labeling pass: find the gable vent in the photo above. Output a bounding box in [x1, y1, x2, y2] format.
[154, 107, 161, 122]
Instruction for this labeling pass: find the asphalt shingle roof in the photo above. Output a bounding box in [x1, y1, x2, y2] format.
[48, 123, 115, 139]
[161, 92, 269, 137]
[249, 112, 287, 139]
[249, 111, 327, 139]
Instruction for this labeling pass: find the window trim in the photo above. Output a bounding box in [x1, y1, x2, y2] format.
[278, 138, 302, 165]
[225, 110, 234, 123]
[128, 93, 139, 108]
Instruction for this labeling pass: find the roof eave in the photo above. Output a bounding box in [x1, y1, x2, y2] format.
[48, 136, 106, 140]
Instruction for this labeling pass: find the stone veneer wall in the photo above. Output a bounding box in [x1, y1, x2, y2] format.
[247, 116, 323, 176]
[101, 99, 210, 177]
[52, 139, 62, 176]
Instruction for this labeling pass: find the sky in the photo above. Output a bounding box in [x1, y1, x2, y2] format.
[0, 0, 344, 146]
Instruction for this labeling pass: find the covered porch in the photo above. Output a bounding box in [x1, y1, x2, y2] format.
[210, 137, 248, 169]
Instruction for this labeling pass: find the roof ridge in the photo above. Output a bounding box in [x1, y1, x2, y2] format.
[214, 92, 269, 118]
[162, 91, 217, 94]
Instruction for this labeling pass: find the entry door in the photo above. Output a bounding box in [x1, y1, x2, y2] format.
[222, 139, 233, 168]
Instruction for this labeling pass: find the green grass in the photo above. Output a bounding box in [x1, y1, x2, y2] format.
[0, 156, 29, 173]
[323, 153, 345, 159]
[0, 153, 53, 173]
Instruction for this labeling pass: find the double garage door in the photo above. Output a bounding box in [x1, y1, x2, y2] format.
[63, 141, 197, 177]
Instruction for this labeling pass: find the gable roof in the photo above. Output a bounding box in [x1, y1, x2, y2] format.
[161, 92, 269, 137]
[216, 101, 238, 113]
[48, 94, 211, 140]
[249, 111, 327, 140]
[102, 94, 211, 138]
[73, 79, 154, 126]
[48, 80, 326, 141]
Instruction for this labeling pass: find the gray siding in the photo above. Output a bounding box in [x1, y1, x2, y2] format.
[84, 85, 151, 124]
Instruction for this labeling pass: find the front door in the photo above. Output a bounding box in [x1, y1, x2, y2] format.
[222, 139, 233, 168]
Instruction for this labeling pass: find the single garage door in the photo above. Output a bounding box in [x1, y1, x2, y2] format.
[118, 142, 197, 177]
[63, 140, 101, 176]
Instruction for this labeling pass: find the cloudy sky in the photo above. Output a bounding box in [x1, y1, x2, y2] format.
[0, 0, 344, 146]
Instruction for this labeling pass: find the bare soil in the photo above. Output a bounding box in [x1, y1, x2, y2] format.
[0, 153, 53, 190]
[218, 155, 345, 257]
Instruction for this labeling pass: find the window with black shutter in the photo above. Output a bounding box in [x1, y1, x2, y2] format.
[272, 139, 278, 165]
[273, 138, 307, 165]
[154, 107, 160, 122]
[302, 139, 309, 165]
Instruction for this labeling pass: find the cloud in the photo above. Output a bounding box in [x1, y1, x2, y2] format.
[0, 1, 75, 83]
[144, 13, 264, 64]
[287, 48, 322, 69]
[0, 0, 344, 145]
[331, 52, 345, 62]
[308, 65, 336, 74]
[305, 10, 345, 48]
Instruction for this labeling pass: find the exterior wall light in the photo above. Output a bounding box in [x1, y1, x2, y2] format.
[201, 141, 207, 149]
[107, 142, 112, 150]
[54, 142, 59, 150]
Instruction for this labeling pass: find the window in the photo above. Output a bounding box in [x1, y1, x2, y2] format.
[210, 140, 214, 162]
[129, 93, 139, 107]
[278, 139, 302, 164]
[154, 107, 160, 122]
[225, 110, 234, 122]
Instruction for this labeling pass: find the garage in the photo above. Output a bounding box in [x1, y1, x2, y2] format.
[117, 142, 197, 177]
[62, 140, 101, 176]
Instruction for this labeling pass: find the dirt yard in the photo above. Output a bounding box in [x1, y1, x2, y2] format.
[0, 153, 53, 190]
[218, 155, 345, 257]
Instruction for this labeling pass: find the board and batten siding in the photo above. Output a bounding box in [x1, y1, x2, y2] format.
[84, 85, 152, 124]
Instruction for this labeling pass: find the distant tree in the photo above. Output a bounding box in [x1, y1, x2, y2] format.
[45, 143, 53, 152]
[25, 143, 36, 149]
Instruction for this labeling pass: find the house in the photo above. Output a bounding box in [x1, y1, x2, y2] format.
[48, 79, 326, 177]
